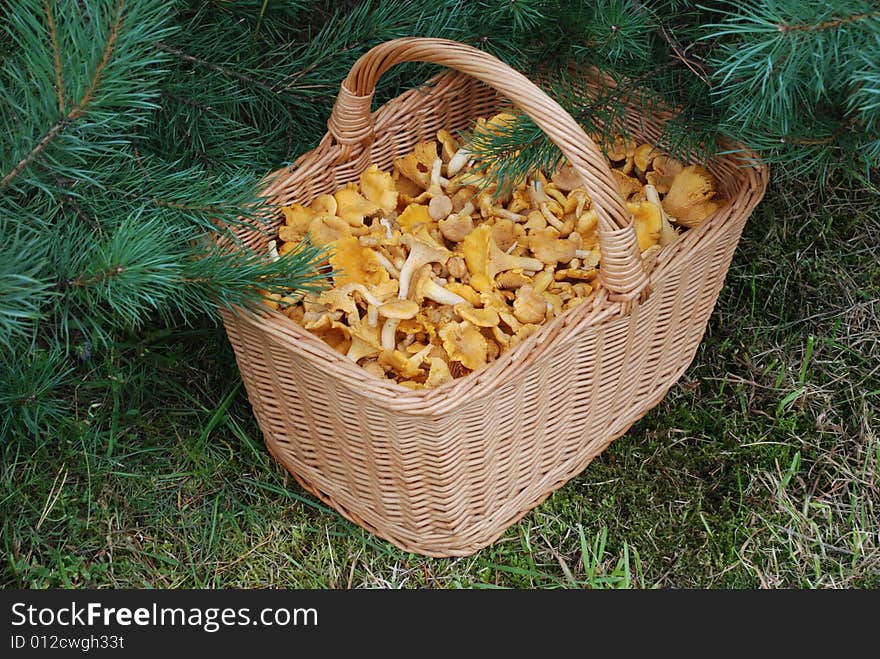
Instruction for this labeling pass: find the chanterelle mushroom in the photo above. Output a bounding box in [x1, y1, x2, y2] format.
[334, 185, 380, 227]
[397, 231, 451, 298]
[438, 202, 475, 242]
[644, 184, 679, 247]
[513, 284, 546, 325]
[394, 141, 438, 189]
[279, 203, 316, 244]
[329, 235, 391, 287]
[360, 164, 398, 214]
[439, 320, 488, 371]
[529, 227, 577, 265]
[463, 224, 543, 293]
[411, 264, 467, 306]
[627, 200, 662, 252]
[662, 165, 723, 228]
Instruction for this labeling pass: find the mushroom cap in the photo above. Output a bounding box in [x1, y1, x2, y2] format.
[438, 320, 488, 371]
[378, 299, 420, 320]
[411, 264, 467, 306]
[627, 200, 662, 251]
[378, 349, 426, 380]
[495, 270, 531, 290]
[492, 218, 522, 252]
[360, 164, 398, 214]
[310, 194, 338, 216]
[646, 154, 684, 194]
[438, 211, 474, 243]
[529, 227, 577, 265]
[328, 235, 391, 287]
[444, 281, 482, 306]
[397, 203, 434, 234]
[428, 194, 453, 221]
[513, 284, 546, 325]
[393, 141, 438, 188]
[436, 129, 460, 162]
[308, 214, 352, 246]
[662, 165, 722, 228]
[612, 169, 643, 200]
[279, 204, 316, 244]
[633, 143, 660, 173]
[455, 303, 500, 328]
[303, 314, 351, 354]
[425, 357, 454, 387]
[551, 163, 583, 192]
[334, 185, 380, 226]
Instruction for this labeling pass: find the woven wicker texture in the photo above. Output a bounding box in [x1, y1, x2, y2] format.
[220, 38, 769, 556]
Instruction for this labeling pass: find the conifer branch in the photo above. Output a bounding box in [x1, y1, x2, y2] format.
[778, 12, 879, 34]
[0, 0, 126, 190]
[156, 42, 278, 93]
[44, 0, 65, 114]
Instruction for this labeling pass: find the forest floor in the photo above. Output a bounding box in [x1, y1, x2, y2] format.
[3, 178, 878, 588]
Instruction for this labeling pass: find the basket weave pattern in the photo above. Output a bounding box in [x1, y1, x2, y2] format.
[220, 39, 768, 556]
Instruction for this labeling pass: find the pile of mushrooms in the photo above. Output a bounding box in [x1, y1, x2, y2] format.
[264, 113, 725, 388]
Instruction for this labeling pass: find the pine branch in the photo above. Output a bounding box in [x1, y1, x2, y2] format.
[44, 0, 64, 114]
[0, 0, 126, 190]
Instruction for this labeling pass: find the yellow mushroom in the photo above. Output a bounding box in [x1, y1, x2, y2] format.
[334, 185, 380, 227]
[397, 231, 451, 299]
[644, 184, 679, 247]
[463, 224, 543, 293]
[633, 143, 660, 175]
[378, 344, 433, 380]
[627, 200, 662, 252]
[308, 214, 351, 246]
[612, 169, 643, 200]
[328, 235, 390, 288]
[279, 204, 316, 243]
[359, 164, 398, 215]
[495, 270, 531, 290]
[513, 284, 546, 325]
[310, 194, 337, 216]
[492, 218, 524, 253]
[445, 255, 469, 280]
[436, 129, 460, 162]
[393, 141, 438, 188]
[346, 318, 383, 362]
[646, 155, 684, 194]
[529, 227, 577, 265]
[551, 162, 583, 191]
[378, 299, 420, 351]
[445, 281, 482, 306]
[396, 203, 433, 235]
[454, 303, 500, 328]
[662, 165, 723, 228]
[411, 264, 468, 306]
[438, 320, 488, 371]
[425, 357, 454, 387]
[303, 314, 351, 354]
[438, 202, 475, 242]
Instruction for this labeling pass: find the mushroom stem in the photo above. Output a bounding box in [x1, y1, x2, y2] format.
[267, 240, 280, 262]
[645, 184, 679, 247]
[540, 203, 566, 232]
[421, 279, 467, 306]
[446, 148, 471, 176]
[372, 250, 399, 277]
[381, 318, 400, 351]
[492, 206, 526, 222]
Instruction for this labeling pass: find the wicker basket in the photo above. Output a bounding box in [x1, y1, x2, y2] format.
[220, 38, 768, 557]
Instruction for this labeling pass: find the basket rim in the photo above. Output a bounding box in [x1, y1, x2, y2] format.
[224, 69, 769, 412]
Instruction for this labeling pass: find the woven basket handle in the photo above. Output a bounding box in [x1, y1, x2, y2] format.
[327, 37, 649, 302]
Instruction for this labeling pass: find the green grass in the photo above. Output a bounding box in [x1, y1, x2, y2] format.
[2, 180, 878, 589]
